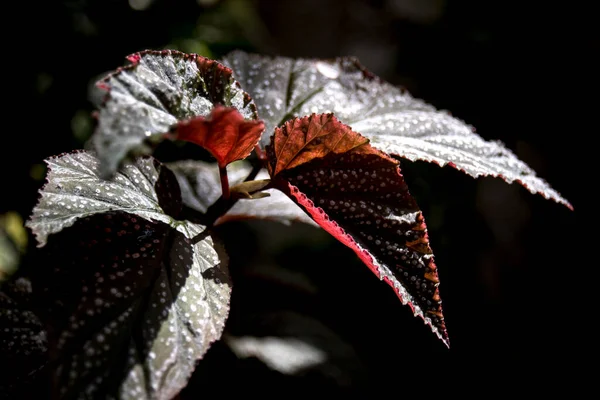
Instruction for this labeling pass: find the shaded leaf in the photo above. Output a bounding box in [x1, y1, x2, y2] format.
[223, 311, 363, 383]
[0, 277, 48, 396]
[222, 50, 570, 208]
[167, 160, 315, 226]
[26, 151, 231, 399]
[267, 114, 448, 346]
[225, 335, 326, 375]
[92, 50, 258, 177]
[172, 106, 264, 167]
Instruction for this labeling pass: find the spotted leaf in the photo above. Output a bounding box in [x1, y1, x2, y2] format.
[168, 160, 315, 226]
[267, 114, 448, 346]
[171, 106, 264, 167]
[222, 50, 570, 208]
[26, 151, 231, 399]
[92, 50, 258, 177]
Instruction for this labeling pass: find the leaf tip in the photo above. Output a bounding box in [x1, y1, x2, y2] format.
[126, 53, 142, 64]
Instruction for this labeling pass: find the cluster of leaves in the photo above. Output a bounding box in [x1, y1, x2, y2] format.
[1, 50, 570, 398]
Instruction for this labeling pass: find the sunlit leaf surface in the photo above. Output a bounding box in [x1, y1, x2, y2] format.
[222, 50, 570, 208]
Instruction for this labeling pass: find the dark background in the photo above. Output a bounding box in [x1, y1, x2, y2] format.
[2, 0, 593, 396]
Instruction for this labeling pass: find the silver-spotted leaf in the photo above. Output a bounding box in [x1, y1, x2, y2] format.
[267, 114, 448, 346]
[92, 50, 258, 177]
[26, 151, 231, 399]
[167, 160, 315, 226]
[222, 50, 570, 208]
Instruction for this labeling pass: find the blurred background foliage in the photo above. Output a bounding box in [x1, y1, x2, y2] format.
[1, 0, 592, 395]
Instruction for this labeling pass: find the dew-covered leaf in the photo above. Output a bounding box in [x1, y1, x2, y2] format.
[167, 160, 315, 226]
[0, 277, 48, 396]
[171, 106, 264, 167]
[26, 151, 231, 399]
[92, 50, 258, 177]
[267, 114, 448, 346]
[222, 50, 570, 208]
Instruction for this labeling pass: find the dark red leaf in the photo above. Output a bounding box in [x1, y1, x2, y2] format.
[267, 113, 448, 346]
[171, 106, 264, 167]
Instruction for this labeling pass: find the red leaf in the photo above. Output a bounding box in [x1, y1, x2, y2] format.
[173, 106, 265, 167]
[267, 113, 449, 346]
[268, 113, 369, 176]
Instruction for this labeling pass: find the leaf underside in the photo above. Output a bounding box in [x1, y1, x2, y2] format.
[26, 151, 231, 399]
[92, 49, 258, 177]
[222, 50, 571, 208]
[172, 106, 264, 167]
[220, 167, 317, 227]
[267, 114, 448, 346]
[167, 160, 315, 226]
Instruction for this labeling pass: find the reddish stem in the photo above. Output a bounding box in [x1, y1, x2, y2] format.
[219, 165, 230, 200]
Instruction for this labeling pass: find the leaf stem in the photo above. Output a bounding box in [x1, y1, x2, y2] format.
[202, 156, 267, 228]
[219, 165, 230, 200]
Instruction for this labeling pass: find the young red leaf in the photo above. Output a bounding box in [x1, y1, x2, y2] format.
[269, 113, 369, 176]
[267, 113, 449, 346]
[172, 106, 264, 167]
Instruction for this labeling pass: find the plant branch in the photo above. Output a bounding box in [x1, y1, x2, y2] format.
[219, 165, 230, 200]
[202, 155, 266, 227]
